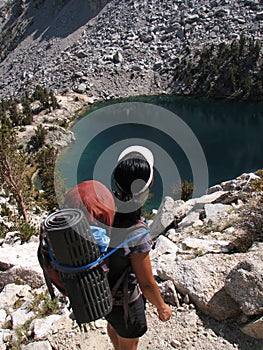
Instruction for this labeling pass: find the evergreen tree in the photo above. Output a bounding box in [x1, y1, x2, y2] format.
[36, 146, 61, 210]
[0, 126, 31, 222]
[50, 90, 60, 110]
[28, 125, 47, 152]
[8, 98, 21, 126]
[21, 92, 33, 125]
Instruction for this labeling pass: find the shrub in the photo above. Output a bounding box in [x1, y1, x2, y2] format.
[173, 180, 194, 201]
[17, 220, 36, 243]
[29, 291, 60, 317]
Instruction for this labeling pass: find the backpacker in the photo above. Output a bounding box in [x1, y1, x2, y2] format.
[38, 208, 150, 327]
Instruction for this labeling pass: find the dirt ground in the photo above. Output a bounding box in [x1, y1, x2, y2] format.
[47, 302, 263, 350]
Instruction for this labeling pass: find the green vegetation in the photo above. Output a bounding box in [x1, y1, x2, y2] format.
[32, 85, 60, 112]
[35, 146, 61, 211]
[242, 170, 263, 242]
[0, 86, 59, 127]
[17, 219, 37, 243]
[172, 179, 194, 201]
[0, 126, 32, 222]
[9, 318, 34, 350]
[27, 124, 47, 152]
[173, 36, 263, 101]
[0, 86, 62, 237]
[28, 291, 60, 317]
[5, 291, 60, 349]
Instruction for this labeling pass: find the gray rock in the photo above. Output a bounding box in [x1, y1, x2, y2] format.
[74, 71, 84, 78]
[0, 329, 12, 346]
[150, 197, 177, 237]
[204, 203, 231, 222]
[206, 184, 223, 194]
[221, 173, 260, 192]
[113, 51, 123, 64]
[45, 126, 75, 150]
[1, 231, 21, 246]
[225, 255, 263, 316]
[176, 28, 185, 40]
[178, 211, 202, 229]
[181, 237, 230, 254]
[21, 341, 53, 350]
[0, 284, 32, 310]
[11, 308, 35, 329]
[0, 309, 7, 327]
[221, 179, 239, 191]
[31, 315, 62, 340]
[159, 280, 180, 307]
[140, 33, 154, 43]
[0, 265, 44, 289]
[167, 228, 181, 242]
[255, 11, 263, 19]
[157, 253, 242, 320]
[153, 235, 179, 255]
[191, 190, 228, 204]
[185, 14, 199, 23]
[0, 242, 44, 289]
[73, 83, 87, 93]
[241, 315, 263, 339]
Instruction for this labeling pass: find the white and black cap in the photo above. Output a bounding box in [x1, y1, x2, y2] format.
[117, 145, 154, 195]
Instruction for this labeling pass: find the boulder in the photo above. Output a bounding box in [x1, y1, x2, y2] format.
[204, 203, 231, 222]
[0, 242, 44, 289]
[157, 253, 242, 320]
[0, 284, 32, 310]
[150, 197, 181, 237]
[225, 255, 263, 316]
[181, 237, 230, 254]
[31, 315, 62, 340]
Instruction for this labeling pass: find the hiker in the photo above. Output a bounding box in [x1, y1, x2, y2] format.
[106, 146, 172, 350]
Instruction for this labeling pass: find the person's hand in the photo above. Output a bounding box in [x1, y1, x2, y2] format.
[157, 304, 172, 322]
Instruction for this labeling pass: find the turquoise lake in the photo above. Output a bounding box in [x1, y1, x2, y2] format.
[57, 95, 263, 211]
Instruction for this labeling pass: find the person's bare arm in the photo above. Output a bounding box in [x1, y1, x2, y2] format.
[130, 252, 172, 322]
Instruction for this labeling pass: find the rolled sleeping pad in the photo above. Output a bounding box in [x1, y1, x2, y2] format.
[43, 208, 113, 324]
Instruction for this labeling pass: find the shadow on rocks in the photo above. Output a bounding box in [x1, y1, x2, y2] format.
[196, 309, 263, 350]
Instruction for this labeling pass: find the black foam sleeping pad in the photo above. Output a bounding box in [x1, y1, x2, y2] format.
[44, 208, 100, 266]
[43, 208, 112, 324]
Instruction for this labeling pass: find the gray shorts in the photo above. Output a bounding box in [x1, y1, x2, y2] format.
[105, 294, 147, 338]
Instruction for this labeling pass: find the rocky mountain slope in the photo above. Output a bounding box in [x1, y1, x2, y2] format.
[0, 0, 263, 101]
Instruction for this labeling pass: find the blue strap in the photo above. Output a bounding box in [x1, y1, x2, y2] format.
[48, 229, 150, 272]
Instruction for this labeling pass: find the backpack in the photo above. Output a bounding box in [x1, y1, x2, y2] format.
[37, 208, 150, 326]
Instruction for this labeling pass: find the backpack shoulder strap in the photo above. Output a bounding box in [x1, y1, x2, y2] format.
[111, 266, 131, 297]
[37, 225, 56, 299]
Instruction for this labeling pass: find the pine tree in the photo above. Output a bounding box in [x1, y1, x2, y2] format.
[36, 146, 61, 210]
[21, 92, 33, 125]
[0, 126, 31, 222]
[28, 125, 47, 152]
[8, 98, 21, 126]
[49, 90, 60, 110]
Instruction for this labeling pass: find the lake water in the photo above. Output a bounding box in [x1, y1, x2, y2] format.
[56, 95, 263, 211]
